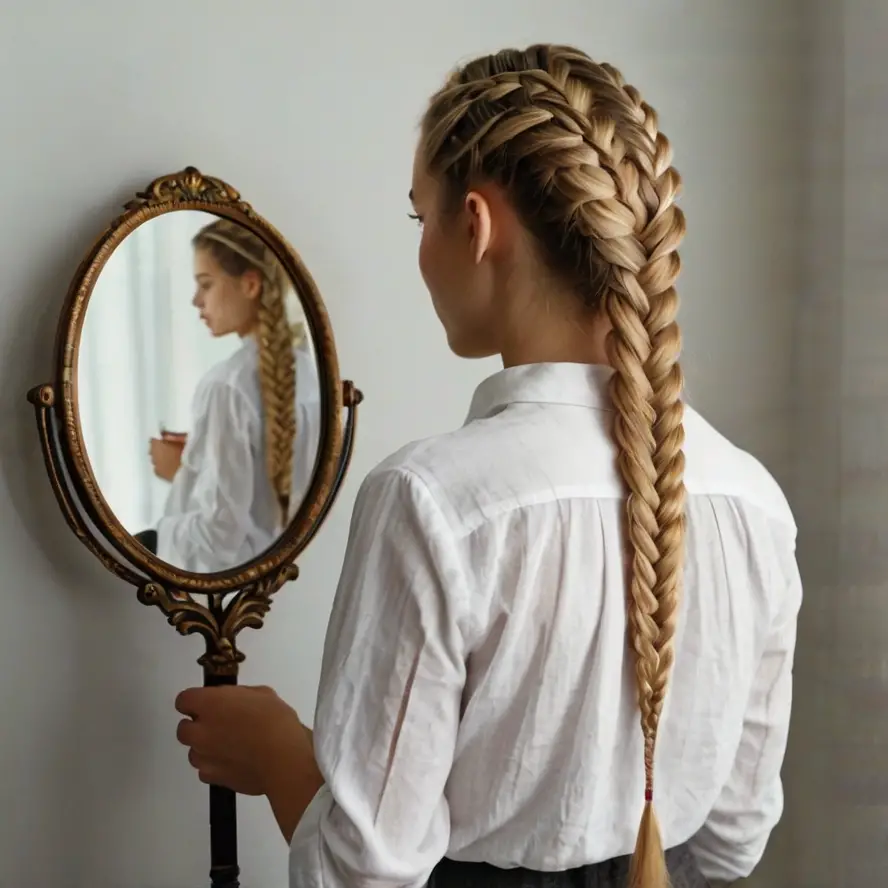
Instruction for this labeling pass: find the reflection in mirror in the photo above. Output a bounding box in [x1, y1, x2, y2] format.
[78, 211, 321, 573]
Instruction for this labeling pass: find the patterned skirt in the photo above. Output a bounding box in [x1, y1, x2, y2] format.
[428, 843, 710, 888]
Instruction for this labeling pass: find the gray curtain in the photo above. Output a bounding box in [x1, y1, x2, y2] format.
[744, 2, 887, 886]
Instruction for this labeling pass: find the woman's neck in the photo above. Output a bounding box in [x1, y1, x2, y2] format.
[499, 308, 611, 369]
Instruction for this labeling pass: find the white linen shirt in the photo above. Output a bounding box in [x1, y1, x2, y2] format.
[156, 336, 320, 573]
[289, 362, 801, 887]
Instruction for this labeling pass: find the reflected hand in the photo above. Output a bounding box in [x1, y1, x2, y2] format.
[160, 429, 188, 446]
[149, 437, 185, 482]
[175, 685, 312, 797]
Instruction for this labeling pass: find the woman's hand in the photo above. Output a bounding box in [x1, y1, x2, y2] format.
[175, 685, 323, 841]
[149, 437, 185, 482]
[175, 685, 303, 795]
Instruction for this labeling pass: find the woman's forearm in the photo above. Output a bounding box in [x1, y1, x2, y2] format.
[266, 721, 322, 844]
[266, 751, 324, 844]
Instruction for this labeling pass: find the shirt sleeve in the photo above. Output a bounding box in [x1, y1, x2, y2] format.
[289, 465, 469, 888]
[689, 543, 803, 882]
[156, 381, 257, 572]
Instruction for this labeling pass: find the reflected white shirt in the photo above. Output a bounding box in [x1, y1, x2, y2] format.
[156, 336, 320, 573]
[290, 362, 801, 887]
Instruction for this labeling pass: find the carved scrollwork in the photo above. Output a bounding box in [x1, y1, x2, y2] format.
[137, 582, 221, 637]
[135, 564, 299, 675]
[220, 564, 299, 638]
[120, 166, 253, 220]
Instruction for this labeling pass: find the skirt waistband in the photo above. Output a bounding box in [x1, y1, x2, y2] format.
[428, 843, 710, 888]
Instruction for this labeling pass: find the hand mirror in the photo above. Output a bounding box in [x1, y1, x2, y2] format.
[27, 167, 362, 888]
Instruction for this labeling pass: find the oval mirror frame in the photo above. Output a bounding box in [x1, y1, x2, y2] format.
[27, 167, 362, 673]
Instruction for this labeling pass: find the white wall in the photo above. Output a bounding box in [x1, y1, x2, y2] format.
[0, 2, 802, 886]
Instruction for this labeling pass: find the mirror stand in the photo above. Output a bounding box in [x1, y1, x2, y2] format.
[27, 379, 363, 888]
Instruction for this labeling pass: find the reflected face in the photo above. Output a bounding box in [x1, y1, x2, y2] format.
[192, 247, 261, 337]
[410, 147, 499, 359]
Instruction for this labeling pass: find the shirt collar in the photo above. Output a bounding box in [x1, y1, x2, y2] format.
[465, 362, 615, 424]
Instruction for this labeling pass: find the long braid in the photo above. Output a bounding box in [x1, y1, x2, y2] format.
[256, 281, 297, 525]
[549, 54, 688, 884]
[422, 46, 687, 888]
[569, 55, 688, 761]
[193, 219, 297, 525]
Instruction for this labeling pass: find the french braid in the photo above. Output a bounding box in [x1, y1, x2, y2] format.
[422, 45, 686, 888]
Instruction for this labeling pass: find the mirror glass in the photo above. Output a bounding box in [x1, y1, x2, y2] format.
[78, 211, 322, 574]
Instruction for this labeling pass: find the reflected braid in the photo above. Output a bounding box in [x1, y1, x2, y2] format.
[256, 282, 297, 525]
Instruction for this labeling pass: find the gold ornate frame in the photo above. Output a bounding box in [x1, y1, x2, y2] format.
[27, 167, 362, 677]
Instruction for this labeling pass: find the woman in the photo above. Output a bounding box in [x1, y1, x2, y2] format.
[174, 46, 801, 887]
[143, 219, 321, 573]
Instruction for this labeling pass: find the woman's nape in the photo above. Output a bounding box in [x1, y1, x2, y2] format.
[417, 44, 687, 888]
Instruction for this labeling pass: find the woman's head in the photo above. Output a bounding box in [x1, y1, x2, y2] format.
[192, 219, 298, 525]
[193, 221, 284, 338]
[418, 46, 687, 887]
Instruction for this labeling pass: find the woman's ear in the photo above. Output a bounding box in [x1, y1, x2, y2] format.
[464, 190, 492, 265]
[240, 269, 263, 301]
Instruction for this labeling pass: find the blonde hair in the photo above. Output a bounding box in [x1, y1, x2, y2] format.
[193, 218, 297, 525]
[422, 45, 686, 887]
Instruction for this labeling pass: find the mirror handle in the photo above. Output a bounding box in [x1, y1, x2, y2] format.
[205, 667, 241, 888]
